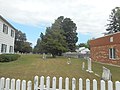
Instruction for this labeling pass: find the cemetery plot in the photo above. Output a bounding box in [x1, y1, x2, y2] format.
[0, 54, 120, 89]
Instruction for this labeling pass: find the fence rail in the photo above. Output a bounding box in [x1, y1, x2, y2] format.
[0, 76, 120, 90]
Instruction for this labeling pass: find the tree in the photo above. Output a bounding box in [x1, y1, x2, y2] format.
[15, 30, 32, 53]
[106, 7, 120, 33]
[33, 38, 41, 53]
[77, 40, 90, 49]
[78, 42, 89, 49]
[44, 29, 67, 57]
[33, 33, 46, 54]
[15, 30, 26, 42]
[14, 30, 27, 52]
[34, 16, 78, 57]
[86, 40, 90, 49]
[22, 42, 32, 53]
[42, 17, 67, 57]
[62, 18, 78, 51]
[78, 43, 87, 47]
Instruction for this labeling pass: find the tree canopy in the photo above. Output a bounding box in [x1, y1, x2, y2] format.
[106, 7, 120, 34]
[62, 18, 78, 51]
[34, 16, 78, 57]
[15, 30, 32, 53]
[77, 40, 90, 49]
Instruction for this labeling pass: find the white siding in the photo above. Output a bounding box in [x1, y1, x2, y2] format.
[0, 18, 15, 54]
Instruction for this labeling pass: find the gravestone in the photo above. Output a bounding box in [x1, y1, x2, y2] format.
[102, 66, 112, 81]
[86, 58, 93, 73]
[82, 62, 85, 70]
[67, 58, 71, 64]
[50, 54, 53, 57]
[42, 53, 46, 60]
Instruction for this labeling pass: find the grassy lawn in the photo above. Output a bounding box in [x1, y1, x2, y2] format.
[0, 54, 120, 89]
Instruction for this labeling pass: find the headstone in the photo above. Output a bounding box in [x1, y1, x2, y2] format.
[42, 53, 46, 60]
[102, 66, 112, 81]
[82, 62, 85, 70]
[86, 58, 93, 73]
[51, 54, 53, 57]
[67, 58, 71, 64]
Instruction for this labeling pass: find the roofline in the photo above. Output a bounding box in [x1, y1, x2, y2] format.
[91, 31, 120, 41]
[0, 15, 17, 30]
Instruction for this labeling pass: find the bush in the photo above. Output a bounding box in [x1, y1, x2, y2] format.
[0, 54, 21, 62]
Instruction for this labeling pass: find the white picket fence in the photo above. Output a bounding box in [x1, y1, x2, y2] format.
[0, 77, 32, 90]
[34, 76, 120, 90]
[0, 76, 120, 90]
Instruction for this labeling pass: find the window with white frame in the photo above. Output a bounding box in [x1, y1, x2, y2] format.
[1, 44, 7, 53]
[3, 24, 8, 34]
[9, 46, 13, 53]
[109, 48, 116, 59]
[11, 29, 14, 37]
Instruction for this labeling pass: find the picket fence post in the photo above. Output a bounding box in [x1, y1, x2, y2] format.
[0, 77, 5, 90]
[108, 80, 113, 90]
[27, 81, 32, 90]
[52, 77, 56, 90]
[11, 79, 15, 90]
[59, 77, 62, 90]
[115, 81, 120, 90]
[40, 76, 44, 90]
[46, 76, 50, 90]
[5, 78, 10, 90]
[79, 78, 83, 90]
[34, 76, 38, 90]
[72, 78, 76, 90]
[93, 79, 97, 90]
[86, 79, 90, 90]
[0, 78, 1, 90]
[65, 77, 69, 90]
[22, 80, 26, 90]
[101, 80, 105, 90]
[16, 79, 21, 90]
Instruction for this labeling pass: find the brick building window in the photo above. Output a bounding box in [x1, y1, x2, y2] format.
[109, 48, 116, 59]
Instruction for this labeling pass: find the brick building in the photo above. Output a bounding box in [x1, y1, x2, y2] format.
[90, 32, 120, 65]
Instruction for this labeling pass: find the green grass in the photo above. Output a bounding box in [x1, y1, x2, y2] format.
[0, 54, 120, 89]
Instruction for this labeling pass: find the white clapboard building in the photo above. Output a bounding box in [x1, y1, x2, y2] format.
[0, 15, 16, 54]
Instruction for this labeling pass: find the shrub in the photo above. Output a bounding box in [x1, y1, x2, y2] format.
[0, 54, 20, 62]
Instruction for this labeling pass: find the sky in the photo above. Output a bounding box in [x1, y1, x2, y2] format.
[0, 0, 120, 47]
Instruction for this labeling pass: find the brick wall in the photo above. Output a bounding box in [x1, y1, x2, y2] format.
[90, 44, 120, 65]
[90, 33, 120, 65]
